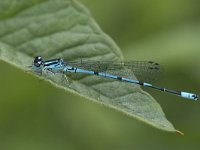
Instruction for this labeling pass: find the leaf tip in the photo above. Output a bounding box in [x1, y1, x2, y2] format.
[176, 130, 184, 136]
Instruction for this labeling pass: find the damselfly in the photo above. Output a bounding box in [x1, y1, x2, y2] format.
[30, 56, 198, 100]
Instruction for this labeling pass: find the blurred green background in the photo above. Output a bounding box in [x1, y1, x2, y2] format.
[0, 0, 200, 149]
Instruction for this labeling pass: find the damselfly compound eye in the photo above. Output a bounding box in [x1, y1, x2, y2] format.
[33, 56, 43, 67]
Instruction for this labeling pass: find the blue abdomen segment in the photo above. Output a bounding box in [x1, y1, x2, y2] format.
[180, 92, 198, 101]
[75, 68, 142, 84]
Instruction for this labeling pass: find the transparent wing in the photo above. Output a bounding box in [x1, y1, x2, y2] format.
[65, 60, 162, 82]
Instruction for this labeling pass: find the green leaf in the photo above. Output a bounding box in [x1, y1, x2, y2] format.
[0, 0, 178, 133]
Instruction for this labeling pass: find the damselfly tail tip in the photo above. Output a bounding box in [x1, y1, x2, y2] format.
[180, 92, 198, 101]
[194, 94, 199, 101]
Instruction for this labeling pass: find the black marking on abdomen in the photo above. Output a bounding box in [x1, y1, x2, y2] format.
[68, 67, 74, 70]
[94, 71, 99, 75]
[117, 76, 122, 80]
[139, 81, 144, 85]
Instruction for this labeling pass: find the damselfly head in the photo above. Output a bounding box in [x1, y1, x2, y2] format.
[33, 56, 43, 67]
